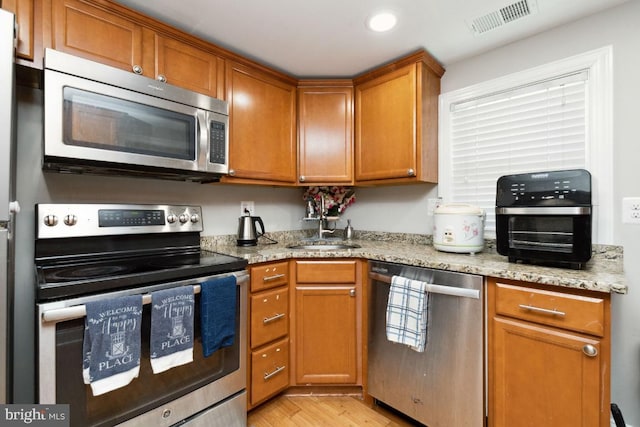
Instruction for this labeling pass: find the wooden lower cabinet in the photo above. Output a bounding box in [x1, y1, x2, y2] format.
[248, 261, 290, 408]
[291, 260, 362, 386]
[488, 277, 610, 427]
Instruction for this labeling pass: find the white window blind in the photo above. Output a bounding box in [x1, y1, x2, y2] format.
[446, 71, 588, 234]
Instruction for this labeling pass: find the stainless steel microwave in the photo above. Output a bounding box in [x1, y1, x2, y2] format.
[43, 49, 229, 182]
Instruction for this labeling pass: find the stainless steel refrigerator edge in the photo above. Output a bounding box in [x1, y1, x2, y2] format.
[0, 8, 17, 404]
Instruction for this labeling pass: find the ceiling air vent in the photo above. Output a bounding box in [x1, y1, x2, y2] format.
[466, 0, 538, 35]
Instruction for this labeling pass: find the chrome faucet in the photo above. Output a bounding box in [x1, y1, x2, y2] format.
[317, 196, 336, 239]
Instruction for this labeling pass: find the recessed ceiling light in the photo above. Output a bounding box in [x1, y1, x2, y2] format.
[366, 12, 397, 32]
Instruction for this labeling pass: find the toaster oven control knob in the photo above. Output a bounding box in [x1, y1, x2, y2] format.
[64, 214, 77, 226]
[43, 214, 58, 227]
[190, 214, 200, 224]
[167, 214, 178, 224]
[179, 213, 189, 224]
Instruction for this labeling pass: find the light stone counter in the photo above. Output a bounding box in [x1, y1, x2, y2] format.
[202, 231, 627, 294]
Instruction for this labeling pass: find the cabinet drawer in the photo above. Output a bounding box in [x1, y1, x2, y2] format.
[295, 260, 357, 284]
[251, 287, 288, 348]
[251, 338, 289, 406]
[250, 261, 289, 292]
[494, 282, 605, 337]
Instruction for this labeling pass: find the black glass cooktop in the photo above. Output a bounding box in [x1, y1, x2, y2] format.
[35, 249, 247, 301]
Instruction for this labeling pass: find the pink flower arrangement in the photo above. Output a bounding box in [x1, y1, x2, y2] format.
[303, 186, 356, 214]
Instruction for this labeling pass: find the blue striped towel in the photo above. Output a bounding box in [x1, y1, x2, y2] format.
[385, 275, 430, 352]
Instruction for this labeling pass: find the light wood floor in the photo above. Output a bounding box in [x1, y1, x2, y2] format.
[248, 395, 420, 427]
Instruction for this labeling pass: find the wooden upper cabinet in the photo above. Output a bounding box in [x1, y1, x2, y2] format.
[297, 81, 354, 186]
[49, 1, 224, 98]
[224, 61, 297, 185]
[354, 50, 444, 185]
[153, 35, 224, 99]
[50, 0, 148, 76]
[2, 0, 35, 61]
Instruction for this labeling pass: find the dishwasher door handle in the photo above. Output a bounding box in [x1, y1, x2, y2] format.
[369, 272, 480, 300]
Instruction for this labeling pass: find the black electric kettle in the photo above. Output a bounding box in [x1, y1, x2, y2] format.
[237, 215, 265, 246]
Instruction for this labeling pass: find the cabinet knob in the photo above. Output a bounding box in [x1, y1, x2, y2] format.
[299, 175, 306, 182]
[157, 74, 167, 83]
[407, 168, 415, 176]
[582, 344, 598, 357]
[132, 64, 143, 75]
[349, 289, 356, 297]
[228, 169, 236, 176]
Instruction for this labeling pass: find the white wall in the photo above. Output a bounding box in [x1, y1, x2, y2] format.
[440, 1, 640, 423]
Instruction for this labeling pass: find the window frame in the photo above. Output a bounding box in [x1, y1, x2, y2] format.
[438, 46, 613, 243]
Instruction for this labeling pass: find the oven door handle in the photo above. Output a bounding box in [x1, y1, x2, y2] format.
[41, 284, 202, 323]
[496, 206, 591, 215]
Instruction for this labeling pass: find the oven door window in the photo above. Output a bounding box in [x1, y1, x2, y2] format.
[508, 216, 575, 253]
[54, 292, 240, 427]
[62, 87, 196, 160]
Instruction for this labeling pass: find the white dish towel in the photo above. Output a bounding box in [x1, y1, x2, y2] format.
[385, 275, 430, 352]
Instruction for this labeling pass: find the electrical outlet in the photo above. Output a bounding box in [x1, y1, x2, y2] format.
[622, 197, 640, 224]
[240, 201, 255, 216]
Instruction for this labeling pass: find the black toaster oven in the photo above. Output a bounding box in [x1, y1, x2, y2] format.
[495, 169, 592, 269]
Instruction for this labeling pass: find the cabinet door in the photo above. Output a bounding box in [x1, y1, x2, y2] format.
[154, 35, 224, 99]
[295, 286, 356, 384]
[51, 0, 146, 75]
[297, 83, 353, 185]
[490, 317, 602, 427]
[2, 0, 33, 61]
[225, 61, 296, 184]
[355, 63, 417, 182]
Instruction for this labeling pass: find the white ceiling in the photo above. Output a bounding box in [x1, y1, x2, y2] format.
[114, 0, 629, 78]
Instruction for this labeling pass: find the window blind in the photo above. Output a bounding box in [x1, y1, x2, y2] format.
[447, 71, 588, 234]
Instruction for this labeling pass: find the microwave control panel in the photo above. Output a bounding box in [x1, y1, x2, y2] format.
[209, 121, 226, 165]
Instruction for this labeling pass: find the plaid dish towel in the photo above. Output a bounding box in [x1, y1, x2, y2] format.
[386, 275, 430, 352]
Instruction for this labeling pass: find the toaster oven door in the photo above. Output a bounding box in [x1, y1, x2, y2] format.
[496, 207, 592, 268]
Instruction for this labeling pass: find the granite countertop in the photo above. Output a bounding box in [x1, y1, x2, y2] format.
[202, 231, 628, 295]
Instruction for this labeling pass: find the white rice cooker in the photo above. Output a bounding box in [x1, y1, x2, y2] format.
[433, 203, 486, 254]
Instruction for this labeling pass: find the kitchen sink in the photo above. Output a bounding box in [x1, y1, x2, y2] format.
[287, 243, 361, 250]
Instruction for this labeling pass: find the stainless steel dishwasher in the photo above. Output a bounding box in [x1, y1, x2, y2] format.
[368, 260, 484, 427]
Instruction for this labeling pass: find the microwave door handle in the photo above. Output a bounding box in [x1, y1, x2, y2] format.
[198, 111, 207, 168]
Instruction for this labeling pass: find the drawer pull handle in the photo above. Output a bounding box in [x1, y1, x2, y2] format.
[264, 365, 286, 380]
[263, 273, 285, 282]
[263, 313, 285, 324]
[582, 344, 598, 357]
[518, 304, 566, 317]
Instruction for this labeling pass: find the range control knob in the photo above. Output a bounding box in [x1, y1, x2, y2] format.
[64, 214, 77, 226]
[167, 214, 178, 224]
[190, 214, 200, 224]
[178, 213, 189, 224]
[43, 214, 58, 227]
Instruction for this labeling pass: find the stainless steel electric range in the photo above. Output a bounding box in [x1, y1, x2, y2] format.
[35, 203, 249, 427]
